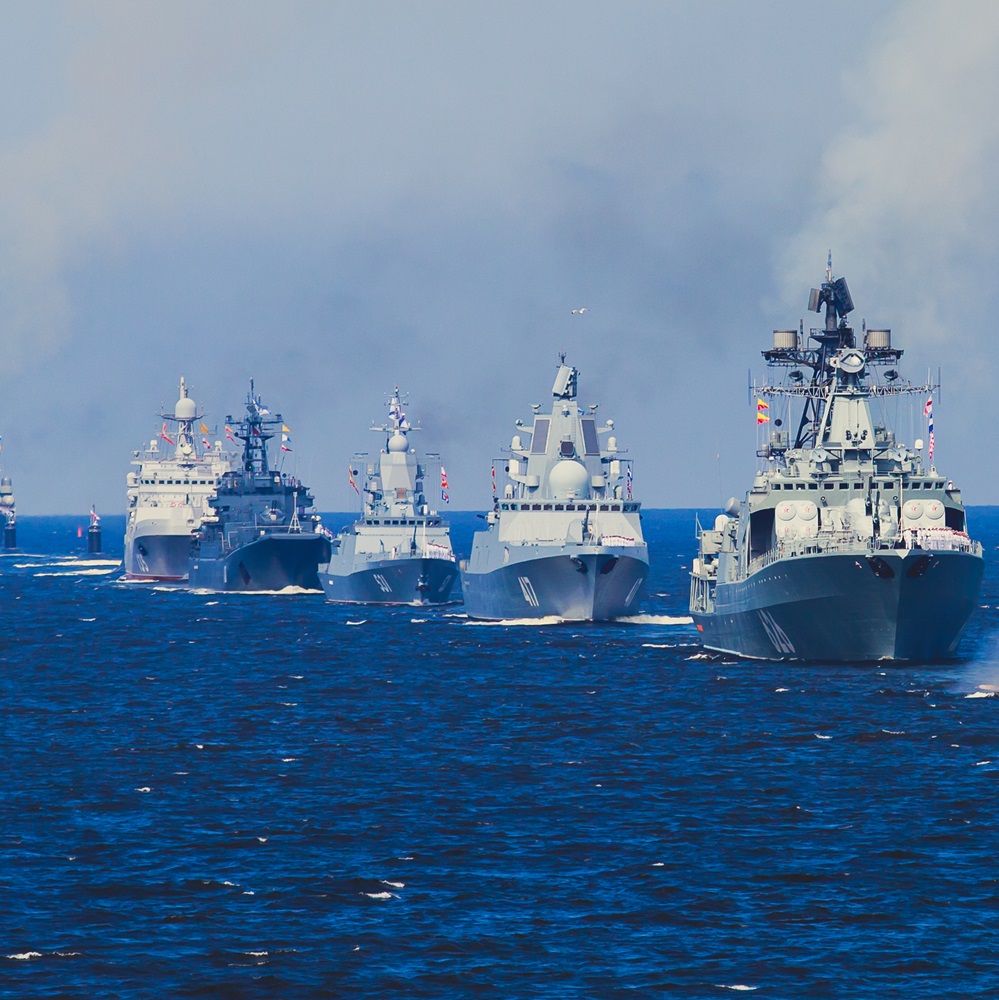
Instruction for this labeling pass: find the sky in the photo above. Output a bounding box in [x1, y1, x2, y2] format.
[2, 0, 998, 515]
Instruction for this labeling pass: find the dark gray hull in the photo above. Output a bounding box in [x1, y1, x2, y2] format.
[188, 533, 330, 592]
[461, 549, 648, 621]
[694, 548, 983, 661]
[320, 556, 458, 605]
[124, 533, 190, 581]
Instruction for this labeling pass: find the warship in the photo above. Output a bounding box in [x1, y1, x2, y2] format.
[124, 377, 233, 581]
[0, 458, 14, 550]
[319, 387, 458, 605]
[188, 380, 331, 592]
[690, 260, 983, 661]
[461, 356, 648, 620]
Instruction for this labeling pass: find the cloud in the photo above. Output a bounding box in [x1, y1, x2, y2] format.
[780, 1, 999, 341]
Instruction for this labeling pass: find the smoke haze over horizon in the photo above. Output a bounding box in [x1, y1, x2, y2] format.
[1, 1, 996, 515]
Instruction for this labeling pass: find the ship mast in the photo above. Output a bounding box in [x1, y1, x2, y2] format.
[229, 378, 280, 477]
[755, 255, 927, 458]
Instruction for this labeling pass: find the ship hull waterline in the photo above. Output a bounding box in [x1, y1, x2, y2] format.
[461, 548, 648, 622]
[320, 556, 458, 606]
[189, 534, 331, 593]
[693, 548, 983, 662]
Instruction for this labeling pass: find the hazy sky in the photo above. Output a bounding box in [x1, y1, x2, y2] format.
[2, 0, 997, 515]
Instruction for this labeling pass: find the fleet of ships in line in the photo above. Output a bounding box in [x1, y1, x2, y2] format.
[0, 261, 985, 662]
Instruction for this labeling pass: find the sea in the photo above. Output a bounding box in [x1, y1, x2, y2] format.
[3, 508, 999, 999]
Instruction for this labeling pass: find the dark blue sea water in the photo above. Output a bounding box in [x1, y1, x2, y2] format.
[4, 509, 999, 999]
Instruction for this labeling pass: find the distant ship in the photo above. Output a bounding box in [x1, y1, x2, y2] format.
[0, 447, 14, 549]
[188, 380, 331, 592]
[320, 387, 457, 605]
[690, 260, 983, 661]
[124, 377, 233, 581]
[461, 356, 648, 620]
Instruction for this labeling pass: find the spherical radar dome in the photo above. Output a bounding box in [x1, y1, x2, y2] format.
[388, 432, 409, 453]
[175, 397, 197, 420]
[549, 459, 589, 499]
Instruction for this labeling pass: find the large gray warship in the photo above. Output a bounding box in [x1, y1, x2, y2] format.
[319, 388, 458, 605]
[461, 357, 648, 620]
[188, 381, 331, 592]
[690, 261, 983, 661]
[124, 377, 233, 581]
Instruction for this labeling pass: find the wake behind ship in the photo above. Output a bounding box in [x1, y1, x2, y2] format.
[690, 260, 983, 661]
[188, 381, 331, 592]
[124, 377, 233, 581]
[461, 356, 648, 621]
[320, 387, 457, 605]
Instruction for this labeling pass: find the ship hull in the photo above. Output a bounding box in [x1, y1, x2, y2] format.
[461, 546, 648, 621]
[124, 527, 191, 581]
[693, 548, 983, 661]
[188, 533, 330, 592]
[320, 556, 458, 605]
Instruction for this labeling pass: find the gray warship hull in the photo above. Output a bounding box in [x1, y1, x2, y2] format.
[694, 548, 983, 662]
[124, 530, 190, 581]
[461, 546, 648, 621]
[320, 555, 458, 605]
[188, 533, 330, 592]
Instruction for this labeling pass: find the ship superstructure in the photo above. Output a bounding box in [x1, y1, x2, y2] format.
[188, 380, 330, 592]
[320, 388, 457, 604]
[461, 356, 648, 620]
[124, 377, 233, 581]
[690, 261, 983, 661]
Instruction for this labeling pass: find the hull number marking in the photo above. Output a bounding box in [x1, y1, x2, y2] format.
[518, 576, 540, 607]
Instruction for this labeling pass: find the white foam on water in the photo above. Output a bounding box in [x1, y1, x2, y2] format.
[881, 729, 905, 735]
[411, 618, 427, 623]
[51, 559, 120, 567]
[814, 734, 832, 740]
[279, 702, 298, 707]
[363, 891, 395, 900]
[135, 787, 152, 793]
[443, 613, 468, 618]
[6, 952, 42, 961]
[775, 688, 790, 693]
[78, 618, 97, 622]
[464, 616, 563, 627]
[651, 862, 665, 867]
[716, 987, 758, 992]
[975, 760, 992, 766]
[281, 757, 297, 762]
[641, 643, 673, 649]
[34, 568, 116, 577]
[380, 880, 405, 888]
[346, 620, 367, 626]
[966, 690, 995, 698]
[245, 951, 268, 957]
[618, 614, 694, 625]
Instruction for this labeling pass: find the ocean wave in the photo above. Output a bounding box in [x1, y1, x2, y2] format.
[464, 616, 564, 627]
[618, 614, 694, 625]
[34, 568, 118, 577]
